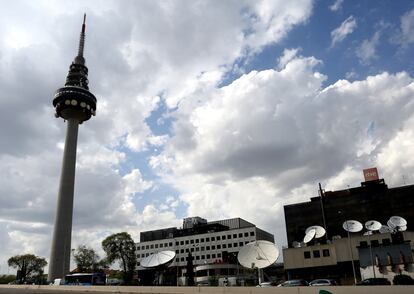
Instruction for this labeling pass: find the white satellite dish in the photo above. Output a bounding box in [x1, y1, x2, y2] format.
[379, 225, 394, 234]
[399, 225, 407, 232]
[237, 240, 279, 269]
[306, 225, 326, 239]
[365, 220, 382, 231]
[389, 216, 407, 227]
[387, 219, 396, 229]
[343, 220, 363, 233]
[140, 250, 175, 268]
[303, 228, 316, 243]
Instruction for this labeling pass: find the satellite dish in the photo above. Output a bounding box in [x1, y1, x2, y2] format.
[237, 240, 279, 269]
[365, 220, 382, 231]
[398, 225, 407, 232]
[303, 228, 316, 243]
[379, 225, 394, 234]
[306, 225, 326, 238]
[389, 216, 407, 227]
[140, 250, 175, 268]
[292, 241, 300, 248]
[300, 241, 306, 247]
[343, 220, 363, 233]
[387, 219, 396, 229]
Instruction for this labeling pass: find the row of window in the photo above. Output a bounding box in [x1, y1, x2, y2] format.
[304, 249, 330, 259]
[137, 240, 254, 258]
[136, 231, 255, 251]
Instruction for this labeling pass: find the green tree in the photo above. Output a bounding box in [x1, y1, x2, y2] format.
[7, 254, 47, 284]
[73, 245, 102, 272]
[102, 232, 136, 284]
[0, 275, 16, 284]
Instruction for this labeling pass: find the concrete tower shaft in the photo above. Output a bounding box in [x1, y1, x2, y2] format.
[49, 15, 97, 282]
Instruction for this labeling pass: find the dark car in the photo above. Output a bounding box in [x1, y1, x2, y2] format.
[357, 278, 391, 285]
[309, 279, 337, 286]
[277, 279, 309, 287]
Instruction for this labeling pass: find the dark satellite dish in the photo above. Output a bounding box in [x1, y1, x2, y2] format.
[379, 225, 393, 234]
[140, 250, 175, 268]
[343, 220, 363, 233]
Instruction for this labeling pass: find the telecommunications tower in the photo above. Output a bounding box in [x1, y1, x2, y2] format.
[48, 14, 97, 281]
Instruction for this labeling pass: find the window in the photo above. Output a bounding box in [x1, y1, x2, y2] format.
[190, 239, 194, 244]
[206, 254, 211, 259]
[169, 242, 173, 247]
[212, 245, 216, 250]
[201, 255, 205, 259]
[250, 231, 255, 236]
[222, 244, 227, 249]
[180, 249, 184, 253]
[313, 250, 320, 258]
[239, 242, 243, 247]
[201, 247, 205, 251]
[137, 254, 140, 258]
[244, 232, 249, 237]
[196, 247, 200, 252]
[196, 256, 200, 260]
[227, 235, 231, 239]
[146, 245, 149, 249]
[206, 246, 210, 250]
[217, 245, 221, 249]
[228, 243, 232, 248]
[201, 238, 205, 242]
[211, 237, 215, 241]
[206, 237, 210, 242]
[175, 241, 179, 246]
[160, 244, 163, 248]
[304, 251, 311, 259]
[146, 253, 149, 257]
[222, 235, 226, 240]
[191, 248, 194, 252]
[155, 244, 158, 248]
[185, 240, 189, 245]
[233, 243, 238, 247]
[238, 233, 243, 238]
[322, 249, 330, 257]
[180, 241, 184, 245]
[181, 257, 184, 262]
[196, 239, 200, 243]
[233, 234, 237, 238]
[164, 243, 168, 247]
[212, 254, 216, 258]
[217, 236, 221, 241]
[186, 248, 189, 253]
[137, 246, 140, 250]
[217, 253, 221, 258]
[176, 258, 179, 262]
[175, 250, 179, 254]
[245, 241, 249, 244]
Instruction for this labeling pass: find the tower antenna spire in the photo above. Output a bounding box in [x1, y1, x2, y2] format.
[76, 13, 86, 63]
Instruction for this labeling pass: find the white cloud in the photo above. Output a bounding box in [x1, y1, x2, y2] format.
[331, 16, 357, 46]
[356, 31, 381, 64]
[329, 0, 344, 12]
[399, 8, 414, 46]
[153, 55, 414, 247]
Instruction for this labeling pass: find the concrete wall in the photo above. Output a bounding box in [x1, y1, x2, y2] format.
[2, 285, 414, 294]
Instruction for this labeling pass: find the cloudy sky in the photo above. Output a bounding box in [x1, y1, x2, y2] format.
[1, 0, 414, 273]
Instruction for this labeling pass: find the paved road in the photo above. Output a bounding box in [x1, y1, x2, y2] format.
[0, 289, 116, 294]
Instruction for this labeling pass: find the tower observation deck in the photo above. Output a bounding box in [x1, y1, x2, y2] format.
[48, 14, 97, 282]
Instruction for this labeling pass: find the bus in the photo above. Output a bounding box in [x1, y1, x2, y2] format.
[64, 273, 106, 286]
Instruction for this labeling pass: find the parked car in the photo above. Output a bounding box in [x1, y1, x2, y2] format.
[309, 279, 337, 286]
[277, 279, 309, 287]
[256, 281, 279, 287]
[357, 278, 391, 285]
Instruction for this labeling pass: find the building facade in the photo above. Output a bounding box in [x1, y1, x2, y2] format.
[283, 177, 414, 284]
[135, 217, 274, 285]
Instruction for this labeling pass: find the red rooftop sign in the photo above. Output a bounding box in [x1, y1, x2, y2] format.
[363, 167, 379, 182]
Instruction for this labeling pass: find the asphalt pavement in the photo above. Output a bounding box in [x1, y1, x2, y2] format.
[0, 289, 113, 294]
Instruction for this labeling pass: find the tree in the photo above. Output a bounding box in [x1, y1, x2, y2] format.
[102, 232, 136, 284]
[8, 254, 47, 284]
[73, 245, 102, 273]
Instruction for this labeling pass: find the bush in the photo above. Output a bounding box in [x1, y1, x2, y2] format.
[393, 274, 414, 285]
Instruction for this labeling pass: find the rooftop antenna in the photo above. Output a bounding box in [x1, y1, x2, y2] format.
[318, 183, 328, 242]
